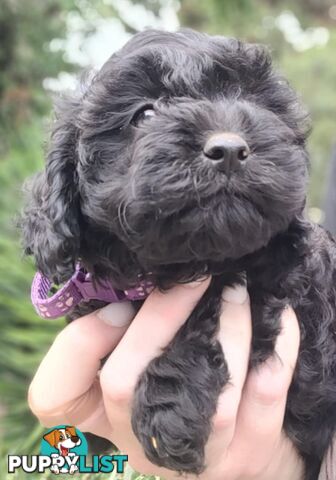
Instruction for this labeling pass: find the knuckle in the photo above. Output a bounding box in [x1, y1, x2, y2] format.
[27, 385, 60, 426]
[247, 371, 286, 406]
[56, 321, 91, 350]
[27, 384, 42, 415]
[100, 367, 133, 406]
[212, 397, 238, 432]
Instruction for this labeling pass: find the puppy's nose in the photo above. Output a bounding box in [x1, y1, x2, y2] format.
[71, 436, 80, 443]
[204, 133, 249, 172]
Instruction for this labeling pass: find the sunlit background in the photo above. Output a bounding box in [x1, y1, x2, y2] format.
[1, 0, 336, 478]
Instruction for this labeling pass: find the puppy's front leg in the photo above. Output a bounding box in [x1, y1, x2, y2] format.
[131, 278, 233, 474]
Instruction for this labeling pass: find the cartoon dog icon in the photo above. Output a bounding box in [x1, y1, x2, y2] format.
[43, 426, 81, 474]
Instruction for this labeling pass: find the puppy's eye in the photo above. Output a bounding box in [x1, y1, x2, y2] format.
[131, 105, 155, 126]
[59, 435, 63, 441]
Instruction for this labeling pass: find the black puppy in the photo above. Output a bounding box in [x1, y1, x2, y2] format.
[22, 29, 336, 479]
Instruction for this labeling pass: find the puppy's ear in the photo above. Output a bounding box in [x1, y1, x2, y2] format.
[21, 96, 81, 282]
[43, 430, 57, 447]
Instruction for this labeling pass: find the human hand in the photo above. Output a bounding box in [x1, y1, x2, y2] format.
[28, 280, 303, 480]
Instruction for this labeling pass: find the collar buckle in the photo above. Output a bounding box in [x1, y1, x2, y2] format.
[72, 268, 124, 303]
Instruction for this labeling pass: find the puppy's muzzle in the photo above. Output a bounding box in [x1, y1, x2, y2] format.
[204, 132, 250, 174]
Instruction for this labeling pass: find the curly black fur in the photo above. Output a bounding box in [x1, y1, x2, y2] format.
[21, 29, 336, 480]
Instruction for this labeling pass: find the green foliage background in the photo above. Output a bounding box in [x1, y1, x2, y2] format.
[0, 0, 335, 477]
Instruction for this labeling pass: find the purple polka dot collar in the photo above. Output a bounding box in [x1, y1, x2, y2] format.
[31, 265, 154, 319]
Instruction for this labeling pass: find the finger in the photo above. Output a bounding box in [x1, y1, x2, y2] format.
[28, 302, 135, 427]
[100, 278, 211, 407]
[206, 283, 251, 459]
[225, 306, 300, 476]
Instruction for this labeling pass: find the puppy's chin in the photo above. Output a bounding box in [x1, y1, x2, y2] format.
[117, 192, 295, 270]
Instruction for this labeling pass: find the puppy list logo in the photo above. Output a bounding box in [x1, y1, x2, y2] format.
[8, 424, 128, 475]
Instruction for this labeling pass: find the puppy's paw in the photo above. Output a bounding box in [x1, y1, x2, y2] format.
[131, 342, 228, 474]
[132, 376, 206, 473]
[69, 464, 78, 474]
[50, 465, 60, 475]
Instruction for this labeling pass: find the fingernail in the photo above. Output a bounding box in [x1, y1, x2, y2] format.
[182, 277, 210, 289]
[97, 302, 136, 327]
[222, 284, 248, 304]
